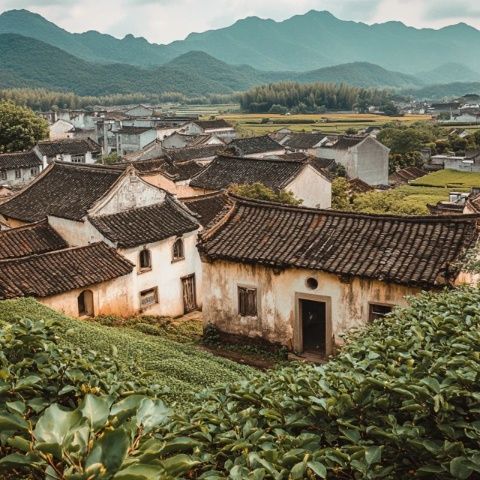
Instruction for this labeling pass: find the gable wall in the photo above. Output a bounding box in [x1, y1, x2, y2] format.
[91, 173, 166, 216]
[286, 165, 332, 208]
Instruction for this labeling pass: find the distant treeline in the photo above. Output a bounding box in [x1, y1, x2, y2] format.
[240, 82, 391, 113]
[0, 88, 240, 111]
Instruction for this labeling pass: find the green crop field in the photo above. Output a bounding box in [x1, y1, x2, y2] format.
[218, 112, 431, 136]
[0, 298, 253, 407]
[411, 169, 480, 189]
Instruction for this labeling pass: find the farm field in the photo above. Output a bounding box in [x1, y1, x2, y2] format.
[0, 298, 253, 407]
[411, 169, 480, 189]
[218, 112, 432, 136]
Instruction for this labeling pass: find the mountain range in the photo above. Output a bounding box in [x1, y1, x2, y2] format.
[0, 9, 479, 98]
[2, 8, 480, 75]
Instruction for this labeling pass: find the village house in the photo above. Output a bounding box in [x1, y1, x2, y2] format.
[87, 197, 201, 316]
[280, 132, 329, 156]
[189, 155, 332, 208]
[124, 104, 156, 117]
[226, 135, 286, 158]
[49, 119, 76, 140]
[0, 241, 135, 318]
[182, 119, 236, 141]
[34, 138, 102, 167]
[315, 134, 390, 186]
[431, 150, 480, 172]
[115, 126, 158, 156]
[199, 197, 479, 357]
[0, 161, 203, 317]
[0, 151, 43, 187]
[165, 144, 226, 165]
[162, 132, 225, 149]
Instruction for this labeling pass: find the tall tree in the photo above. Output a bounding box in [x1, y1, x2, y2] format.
[0, 101, 49, 152]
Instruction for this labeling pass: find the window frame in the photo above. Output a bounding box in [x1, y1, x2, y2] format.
[138, 248, 152, 272]
[368, 302, 393, 323]
[71, 154, 86, 164]
[172, 237, 185, 262]
[15, 169, 21, 179]
[0, 170, 6, 180]
[139, 287, 158, 310]
[238, 285, 258, 317]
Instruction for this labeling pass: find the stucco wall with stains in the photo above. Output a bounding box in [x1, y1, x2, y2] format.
[202, 260, 422, 352]
[40, 274, 136, 318]
[286, 164, 332, 208]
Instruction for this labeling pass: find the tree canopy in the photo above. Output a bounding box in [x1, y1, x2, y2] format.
[0, 101, 48, 152]
[229, 183, 303, 206]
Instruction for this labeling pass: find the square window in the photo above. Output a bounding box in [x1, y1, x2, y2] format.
[238, 286, 257, 316]
[369, 303, 392, 322]
[71, 155, 86, 163]
[140, 287, 158, 308]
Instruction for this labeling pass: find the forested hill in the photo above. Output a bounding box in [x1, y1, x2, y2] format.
[0, 34, 431, 97]
[2, 8, 480, 76]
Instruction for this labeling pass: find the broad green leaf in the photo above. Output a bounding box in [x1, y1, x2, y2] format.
[114, 464, 162, 479]
[0, 412, 28, 432]
[80, 394, 111, 430]
[161, 454, 200, 477]
[307, 461, 327, 478]
[136, 398, 171, 433]
[365, 446, 383, 466]
[34, 404, 82, 446]
[450, 457, 474, 480]
[86, 428, 130, 473]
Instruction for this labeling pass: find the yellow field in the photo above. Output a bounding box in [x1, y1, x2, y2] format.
[217, 113, 432, 136]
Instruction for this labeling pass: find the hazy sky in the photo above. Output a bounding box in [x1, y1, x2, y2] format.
[1, 0, 480, 44]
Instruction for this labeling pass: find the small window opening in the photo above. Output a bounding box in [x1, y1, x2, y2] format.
[238, 286, 257, 316]
[306, 277, 319, 290]
[172, 238, 184, 261]
[139, 249, 151, 270]
[369, 303, 393, 322]
[78, 290, 94, 317]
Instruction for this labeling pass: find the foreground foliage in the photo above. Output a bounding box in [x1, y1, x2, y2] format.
[2, 288, 480, 478]
[0, 101, 48, 152]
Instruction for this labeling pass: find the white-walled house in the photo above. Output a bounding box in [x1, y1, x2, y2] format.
[0, 162, 203, 318]
[124, 105, 155, 117]
[162, 132, 225, 149]
[199, 197, 479, 356]
[115, 127, 158, 155]
[189, 155, 332, 208]
[183, 119, 236, 141]
[49, 119, 76, 140]
[316, 135, 390, 186]
[0, 151, 43, 187]
[34, 138, 102, 167]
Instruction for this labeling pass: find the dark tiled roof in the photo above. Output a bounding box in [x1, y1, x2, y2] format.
[0, 242, 133, 300]
[116, 126, 154, 135]
[389, 167, 427, 186]
[0, 220, 67, 260]
[193, 119, 232, 130]
[36, 138, 101, 156]
[89, 198, 198, 248]
[428, 202, 466, 215]
[466, 193, 480, 214]
[229, 136, 284, 156]
[349, 178, 373, 194]
[161, 161, 205, 181]
[182, 192, 233, 228]
[199, 197, 479, 288]
[283, 132, 327, 150]
[0, 163, 125, 222]
[0, 151, 42, 171]
[190, 155, 306, 191]
[330, 135, 367, 150]
[165, 145, 225, 163]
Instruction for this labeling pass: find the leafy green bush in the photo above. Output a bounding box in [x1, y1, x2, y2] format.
[229, 183, 303, 206]
[0, 299, 252, 406]
[155, 287, 480, 479]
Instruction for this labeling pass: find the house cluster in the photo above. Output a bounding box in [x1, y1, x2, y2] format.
[3, 107, 479, 357]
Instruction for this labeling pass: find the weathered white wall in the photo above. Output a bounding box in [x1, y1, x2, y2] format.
[47, 216, 107, 247]
[117, 130, 157, 155]
[91, 173, 166, 216]
[286, 165, 332, 208]
[244, 149, 286, 158]
[0, 166, 41, 187]
[353, 137, 389, 186]
[202, 260, 421, 352]
[121, 229, 202, 317]
[40, 274, 136, 317]
[50, 120, 74, 140]
[124, 105, 154, 117]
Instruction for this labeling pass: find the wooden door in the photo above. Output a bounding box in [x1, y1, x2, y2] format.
[182, 274, 197, 314]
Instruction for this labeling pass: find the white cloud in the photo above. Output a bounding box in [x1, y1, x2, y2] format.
[0, 0, 479, 43]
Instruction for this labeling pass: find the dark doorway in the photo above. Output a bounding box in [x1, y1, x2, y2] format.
[301, 299, 326, 354]
[182, 274, 197, 314]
